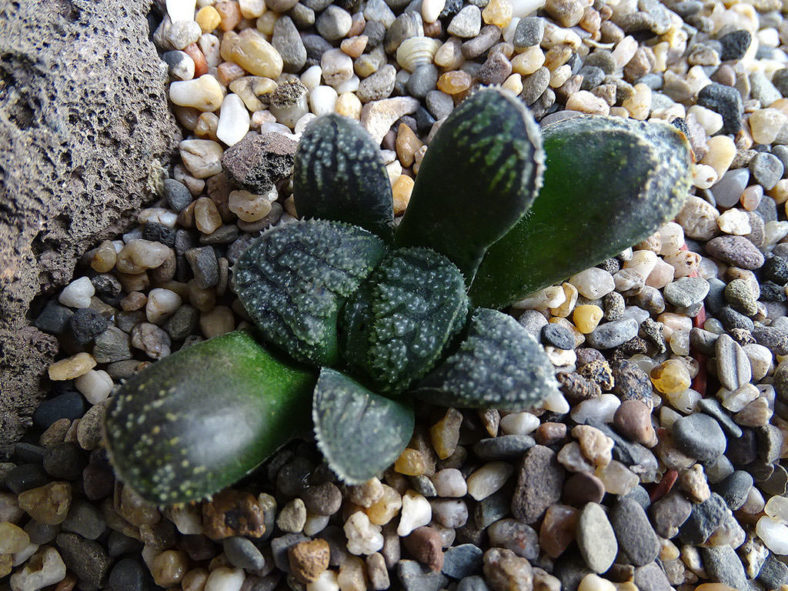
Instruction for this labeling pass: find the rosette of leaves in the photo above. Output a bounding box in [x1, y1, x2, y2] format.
[104, 88, 692, 505]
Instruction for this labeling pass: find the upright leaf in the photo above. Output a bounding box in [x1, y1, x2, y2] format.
[313, 368, 415, 484]
[341, 247, 469, 393]
[234, 220, 387, 366]
[469, 116, 692, 309]
[413, 308, 558, 409]
[104, 331, 316, 505]
[294, 114, 394, 239]
[394, 88, 544, 280]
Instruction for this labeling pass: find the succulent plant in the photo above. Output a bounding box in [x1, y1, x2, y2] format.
[104, 88, 692, 505]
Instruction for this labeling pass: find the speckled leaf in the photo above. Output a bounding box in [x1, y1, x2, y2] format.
[294, 114, 394, 239]
[341, 247, 469, 394]
[234, 220, 387, 367]
[394, 88, 543, 280]
[469, 116, 693, 309]
[104, 331, 316, 505]
[413, 308, 559, 409]
[313, 368, 414, 484]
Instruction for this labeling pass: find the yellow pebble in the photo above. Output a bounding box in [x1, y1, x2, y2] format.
[394, 448, 427, 476]
[573, 305, 603, 334]
[502, 73, 523, 95]
[335, 92, 362, 119]
[430, 408, 462, 460]
[436, 70, 472, 95]
[700, 135, 736, 179]
[48, 353, 96, 381]
[365, 484, 402, 525]
[650, 359, 691, 395]
[482, 0, 512, 27]
[392, 175, 415, 216]
[90, 240, 117, 273]
[196, 6, 222, 33]
[693, 585, 738, 591]
[0, 522, 30, 554]
[550, 282, 578, 318]
[770, 178, 788, 204]
[578, 573, 616, 591]
[511, 46, 545, 76]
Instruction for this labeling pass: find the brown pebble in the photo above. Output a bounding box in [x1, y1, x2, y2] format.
[202, 489, 266, 540]
[613, 399, 657, 447]
[18, 482, 72, 525]
[562, 471, 606, 505]
[403, 526, 444, 572]
[534, 422, 567, 446]
[289, 538, 331, 583]
[539, 504, 578, 558]
[512, 445, 565, 524]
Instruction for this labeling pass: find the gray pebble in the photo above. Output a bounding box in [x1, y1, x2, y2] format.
[584, 50, 616, 74]
[649, 492, 692, 539]
[425, 90, 454, 120]
[697, 82, 743, 134]
[316, 5, 352, 40]
[358, 65, 397, 103]
[399, 560, 449, 591]
[716, 333, 752, 390]
[633, 563, 673, 591]
[519, 309, 548, 338]
[672, 414, 727, 463]
[385, 13, 422, 53]
[678, 493, 728, 545]
[185, 246, 219, 289]
[57, 532, 112, 588]
[62, 499, 106, 540]
[521, 67, 550, 106]
[717, 306, 754, 332]
[94, 327, 132, 363]
[700, 545, 748, 590]
[610, 498, 660, 566]
[108, 558, 146, 591]
[602, 291, 625, 320]
[696, 398, 743, 438]
[472, 435, 535, 460]
[224, 536, 266, 573]
[576, 503, 617, 573]
[750, 71, 782, 108]
[487, 519, 539, 560]
[410, 475, 437, 497]
[705, 235, 765, 269]
[711, 470, 753, 510]
[753, 325, 788, 355]
[710, 168, 749, 209]
[273, 16, 308, 73]
[458, 576, 490, 591]
[447, 5, 481, 37]
[407, 64, 439, 99]
[461, 25, 500, 59]
[585, 318, 639, 349]
[24, 520, 61, 545]
[34, 301, 74, 335]
[758, 554, 788, 589]
[164, 305, 199, 341]
[474, 488, 510, 529]
[542, 324, 574, 350]
[663, 276, 709, 308]
[43, 443, 86, 481]
[704, 453, 735, 484]
[162, 50, 194, 81]
[442, 544, 483, 579]
[750, 152, 784, 190]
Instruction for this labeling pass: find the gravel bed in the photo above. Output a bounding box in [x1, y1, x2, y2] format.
[3, 0, 788, 589]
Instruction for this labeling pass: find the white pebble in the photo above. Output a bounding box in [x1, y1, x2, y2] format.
[138, 208, 178, 228]
[430, 499, 468, 528]
[687, 105, 722, 136]
[294, 113, 317, 135]
[309, 86, 338, 116]
[422, 0, 445, 23]
[9, 547, 66, 591]
[665, 388, 701, 414]
[510, 0, 545, 18]
[75, 370, 114, 405]
[169, 74, 224, 112]
[321, 49, 354, 87]
[500, 411, 540, 435]
[397, 490, 431, 536]
[204, 567, 245, 591]
[146, 288, 182, 324]
[763, 221, 788, 247]
[765, 495, 788, 522]
[431, 469, 467, 497]
[570, 393, 621, 424]
[718, 383, 759, 412]
[717, 209, 751, 235]
[512, 285, 566, 310]
[307, 570, 340, 591]
[58, 277, 95, 309]
[466, 462, 514, 501]
[167, 0, 196, 21]
[756, 516, 788, 555]
[336, 75, 360, 94]
[344, 511, 384, 555]
[301, 66, 323, 91]
[569, 268, 615, 299]
[540, 389, 570, 414]
[179, 139, 224, 178]
[611, 35, 638, 68]
[692, 164, 718, 190]
[623, 249, 658, 280]
[216, 94, 251, 146]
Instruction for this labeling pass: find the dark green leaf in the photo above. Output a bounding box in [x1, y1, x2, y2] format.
[294, 114, 394, 239]
[469, 116, 693, 309]
[313, 368, 415, 484]
[234, 220, 387, 366]
[104, 331, 316, 505]
[413, 308, 558, 409]
[341, 247, 469, 393]
[394, 88, 543, 280]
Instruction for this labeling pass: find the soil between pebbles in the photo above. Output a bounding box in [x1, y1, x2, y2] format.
[3, 0, 788, 590]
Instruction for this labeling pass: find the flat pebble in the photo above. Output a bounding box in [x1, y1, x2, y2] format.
[672, 414, 726, 462]
[576, 503, 617, 573]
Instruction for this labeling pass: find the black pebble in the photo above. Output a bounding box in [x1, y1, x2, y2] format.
[3, 463, 50, 494]
[716, 306, 754, 331]
[34, 301, 73, 335]
[763, 255, 788, 285]
[43, 443, 88, 481]
[760, 281, 786, 302]
[91, 274, 123, 302]
[108, 558, 149, 591]
[70, 308, 109, 345]
[542, 324, 575, 350]
[697, 83, 743, 134]
[164, 179, 193, 212]
[718, 29, 751, 61]
[142, 222, 177, 248]
[33, 390, 87, 429]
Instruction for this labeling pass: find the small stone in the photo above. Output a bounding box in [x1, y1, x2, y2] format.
[466, 462, 513, 501]
[719, 29, 751, 60]
[222, 132, 297, 193]
[447, 5, 481, 37]
[482, 548, 532, 591]
[585, 318, 639, 349]
[697, 83, 742, 134]
[289, 539, 331, 583]
[58, 277, 95, 308]
[398, 560, 448, 591]
[398, 490, 431, 536]
[663, 277, 709, 307]
[699, 546, 748, 590]
[48, 353, 96, 381]
[705, 235, 764, 269]
[404, 527, 444, 572]
[576, 503, 617, 573]
[345, 511, 384, 555]
[650, 359, 691, 395]
[170, 75, 224, 112]
[678, 493, 728, 545]
[750, 152, 784, 190]
[277, 498, 307, 533]
[202, 489, 266, 540]
[715, 333, 752, 390]
[672, 414, 726, 463]
[512, 445, 565, 524]
[9, 546, 67, 591]
[204, 567, 245, 591]
[649, 492, 691, 539]
[56, 532, 112, 588]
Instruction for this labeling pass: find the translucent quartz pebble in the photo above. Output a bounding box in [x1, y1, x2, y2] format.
[756, 516, 788, 555]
